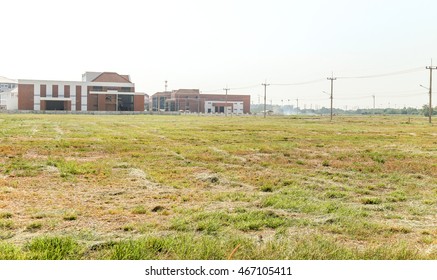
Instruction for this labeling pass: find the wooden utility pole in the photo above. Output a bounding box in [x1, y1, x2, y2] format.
[426, 65, 436, 123]
[262, 82, 270, 118]
[223, 87, 230, 117]
[327, 76, 337, 121]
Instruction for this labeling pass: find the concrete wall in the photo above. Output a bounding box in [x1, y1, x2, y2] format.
[0, 89, 18, 110]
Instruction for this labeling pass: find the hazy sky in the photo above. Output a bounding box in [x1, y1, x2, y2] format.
[3, 0, 437, 109]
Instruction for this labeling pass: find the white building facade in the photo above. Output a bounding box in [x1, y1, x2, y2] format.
[0, 76, 18, 110]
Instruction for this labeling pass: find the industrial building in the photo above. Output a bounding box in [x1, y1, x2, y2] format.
[151, 89, 250, 114]
[17, 72, 145, 112]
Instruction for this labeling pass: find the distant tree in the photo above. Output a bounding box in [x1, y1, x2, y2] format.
[422, 105, 437, 116]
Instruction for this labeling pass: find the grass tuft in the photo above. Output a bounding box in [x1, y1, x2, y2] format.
[25, 236, 81, 260]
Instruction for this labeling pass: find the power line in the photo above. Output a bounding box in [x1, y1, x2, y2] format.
[201, 66, 423, 93]
[229, 84, 260, 90]
[335, 92, 425, 100]
[337, 67, 423, 79]
[270, 78, 325, 86]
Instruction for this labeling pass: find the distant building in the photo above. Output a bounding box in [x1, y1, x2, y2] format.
[151, 89, 250, 114]
[17, 72, 144, 112]
[0, 76, 17, 92]
[0, 76, 18, 110]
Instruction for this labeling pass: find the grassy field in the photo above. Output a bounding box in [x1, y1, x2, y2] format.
[0, 113, 436, 260]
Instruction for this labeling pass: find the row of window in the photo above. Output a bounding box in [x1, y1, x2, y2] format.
[0, 84, 16, 89]
[93, 86, 132, 92]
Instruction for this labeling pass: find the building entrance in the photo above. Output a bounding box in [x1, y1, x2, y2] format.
[45, 100, 65, 110]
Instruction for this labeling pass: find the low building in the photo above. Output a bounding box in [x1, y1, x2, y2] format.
[17, 72, 144, 112]
[0, 76, 18, 110]
[0, 76, 17, 93]
[151, 89, 250, 114]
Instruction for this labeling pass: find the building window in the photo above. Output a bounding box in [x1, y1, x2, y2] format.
[93, 86, 103, 91]
[118, 95, 134, 111]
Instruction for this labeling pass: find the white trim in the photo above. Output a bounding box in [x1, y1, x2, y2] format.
[40, 97, 72, 101]
[59, 85, 64, 98]
[18, 80, 134, 88]
[34, 83, 40, 110]
[47, 84, 52, 98]
[71, 85, 76, 111]
[89, 91, 143, 96]
[81, 85, 87, 111]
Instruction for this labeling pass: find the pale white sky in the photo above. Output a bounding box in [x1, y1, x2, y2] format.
[2, 0, 437, 109]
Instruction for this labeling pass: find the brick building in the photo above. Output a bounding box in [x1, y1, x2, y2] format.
[18, 72, 145, 112]
[151, 89, 250, 114]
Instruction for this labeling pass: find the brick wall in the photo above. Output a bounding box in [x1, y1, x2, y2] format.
[18, 84, 34, 110]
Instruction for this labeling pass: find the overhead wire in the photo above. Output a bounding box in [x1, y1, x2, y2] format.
[270, 78, 325, 86]
[337, 67, 423, 79]
[201, 66, 426, 103]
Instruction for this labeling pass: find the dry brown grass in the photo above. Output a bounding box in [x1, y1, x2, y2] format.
[0, 114, 436, 259]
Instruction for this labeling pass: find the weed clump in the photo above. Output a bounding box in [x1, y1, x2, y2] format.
[361, 197, 383, 205]
[25, 236, 81, 260]
[0, 213, 13, 219]
[260, 185, 274, 192]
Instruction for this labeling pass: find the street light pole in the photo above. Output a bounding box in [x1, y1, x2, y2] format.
[421, 83, 433, 123]
[262, 82, 270, 118]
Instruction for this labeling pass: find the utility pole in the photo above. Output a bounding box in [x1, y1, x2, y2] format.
[262, 82, 270, 118]
[372, 95, 375, 110]
[223, 86, 230, 117]
[165, 80, 168, 92]
[426, 64, 436, 123]
[327, 75, 337, 121]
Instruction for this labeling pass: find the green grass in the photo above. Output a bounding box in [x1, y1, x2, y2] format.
[25, 236, 81, 260]
[0, 114, 436, 259]
[0, 233, 433, 260]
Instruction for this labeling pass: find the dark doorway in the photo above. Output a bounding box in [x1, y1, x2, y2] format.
[46, 101, 65, 110]
[118, 95, 134, 111]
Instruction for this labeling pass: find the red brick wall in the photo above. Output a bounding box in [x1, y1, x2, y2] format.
[97, 94, 104, 111]
[18, 84, 34, 110]
[76, 86, 81, 111]
[64, 101, 71, 111]
[64, 85, 70, 98]
[134, 95, 144, 111]
[87, 88, 92, 111]
[53, 85, 58, 98]
[40, 85, 46, 98]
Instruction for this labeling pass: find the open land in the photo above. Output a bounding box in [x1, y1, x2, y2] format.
[0, 114, 436, 259]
